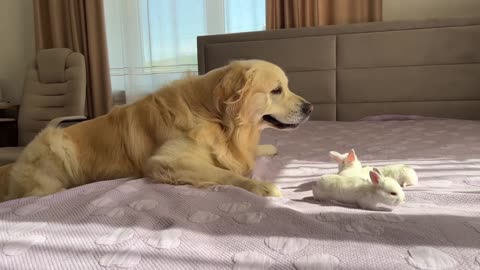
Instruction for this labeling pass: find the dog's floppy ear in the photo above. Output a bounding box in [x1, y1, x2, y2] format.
[214, 61, 256, 124]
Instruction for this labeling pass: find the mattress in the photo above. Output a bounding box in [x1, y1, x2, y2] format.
[0, 119, 479, 270]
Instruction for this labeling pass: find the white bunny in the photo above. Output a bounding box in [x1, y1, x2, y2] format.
[329, 149, 418, 187]
[378, 164, 418, 187]
[313, 168, 405, 211]
[329, 149, 366, 177]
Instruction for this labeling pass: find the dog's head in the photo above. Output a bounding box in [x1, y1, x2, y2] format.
[214, 59, 313, 130]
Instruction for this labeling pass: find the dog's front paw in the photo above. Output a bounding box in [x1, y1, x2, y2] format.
[249, 181, 282, 197]
[256, 144, 278, 157]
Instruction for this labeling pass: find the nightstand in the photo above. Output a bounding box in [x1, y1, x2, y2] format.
[0, 103, 19, 146]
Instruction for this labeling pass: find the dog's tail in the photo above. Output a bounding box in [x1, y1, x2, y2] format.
[0, 164, 13, 202]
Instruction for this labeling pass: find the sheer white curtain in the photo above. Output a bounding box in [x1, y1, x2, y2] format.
[104, 0, 265, 103]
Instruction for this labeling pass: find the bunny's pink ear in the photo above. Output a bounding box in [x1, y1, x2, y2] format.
[346, 149, 357, 164]
[369, 170, 381, 185]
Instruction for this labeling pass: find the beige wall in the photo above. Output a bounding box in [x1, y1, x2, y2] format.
[0, 0, 35, 104]
[383, 0, 480, 21]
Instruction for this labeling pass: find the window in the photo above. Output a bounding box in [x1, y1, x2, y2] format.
[104, 0, 265, 103]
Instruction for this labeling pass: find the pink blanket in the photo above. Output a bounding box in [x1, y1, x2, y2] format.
[1, 119, 479, 269]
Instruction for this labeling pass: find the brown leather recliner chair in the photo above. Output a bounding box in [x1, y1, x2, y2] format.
[0, 48, 87, 165]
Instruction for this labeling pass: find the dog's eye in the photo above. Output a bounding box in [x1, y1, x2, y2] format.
[390, 192, 397, 196]
[271, 87, 282, 95]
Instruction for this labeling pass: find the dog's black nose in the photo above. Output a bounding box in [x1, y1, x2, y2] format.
[301, 102, 314, 115]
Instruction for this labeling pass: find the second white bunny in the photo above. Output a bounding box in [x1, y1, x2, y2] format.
[329, 149, 418, 187]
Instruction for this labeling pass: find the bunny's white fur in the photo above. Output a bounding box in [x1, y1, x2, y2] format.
[330, 149, 418, 187]
[313, 169, 405, 210]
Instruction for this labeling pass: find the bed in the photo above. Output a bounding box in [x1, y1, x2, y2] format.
[1, 18, 480, 269]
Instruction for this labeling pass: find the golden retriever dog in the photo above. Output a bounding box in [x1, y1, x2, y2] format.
[0, 59, 313, 202]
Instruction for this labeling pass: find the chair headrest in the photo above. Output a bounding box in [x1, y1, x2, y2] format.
[37, 48, 73, 83]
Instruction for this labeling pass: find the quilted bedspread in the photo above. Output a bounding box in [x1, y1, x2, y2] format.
[0, 119, 479, 270]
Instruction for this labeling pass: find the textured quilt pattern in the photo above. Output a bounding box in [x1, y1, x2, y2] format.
[0, 119, 479, 269]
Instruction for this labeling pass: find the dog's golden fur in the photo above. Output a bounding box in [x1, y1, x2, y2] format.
[0, 60, 311, 202]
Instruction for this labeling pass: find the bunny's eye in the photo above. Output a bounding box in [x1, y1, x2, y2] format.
[390, 192, 397, 196]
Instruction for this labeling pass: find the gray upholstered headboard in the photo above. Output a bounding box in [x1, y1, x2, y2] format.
[197, 17, 480, 121]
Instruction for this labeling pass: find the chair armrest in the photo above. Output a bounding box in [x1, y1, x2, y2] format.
[48, 115, 88, 128]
